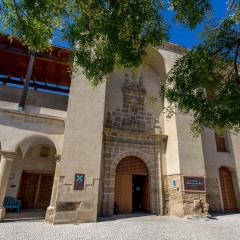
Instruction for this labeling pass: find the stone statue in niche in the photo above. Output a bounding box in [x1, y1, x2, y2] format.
[106, 71, 155, 132]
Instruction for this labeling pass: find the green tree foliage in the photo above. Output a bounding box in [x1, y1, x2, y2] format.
[0, 1, 239, 134]
[0, 0, 67, 51]
[0, 0, 210, 85]
[169, 0, 211, 29]
[65, 1, 168, 85]
[163, 1, 240, 135]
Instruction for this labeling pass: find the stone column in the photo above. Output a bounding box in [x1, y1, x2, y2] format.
[0, 151, 16, 221]
[53, 68, 106, 224]
[45, 154, 61, 223]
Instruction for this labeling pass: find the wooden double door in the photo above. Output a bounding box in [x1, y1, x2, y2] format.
[219, 167, 238, 212]
[114, 156, 149, 214]
[19, 172, 54, 209]
[115, 174, 149, 214]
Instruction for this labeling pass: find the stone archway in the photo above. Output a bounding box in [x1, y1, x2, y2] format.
[115, 156, 149, 214]
[219, 166, 238, 212]
[1, 135, 59, 221]
[100, 150, 158, 217]
[16, 137, 57, 211]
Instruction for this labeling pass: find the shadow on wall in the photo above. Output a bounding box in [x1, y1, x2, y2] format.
[98, 213, 151, 222]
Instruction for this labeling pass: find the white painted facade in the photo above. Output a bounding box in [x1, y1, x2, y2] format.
[0, 44, 239, 223]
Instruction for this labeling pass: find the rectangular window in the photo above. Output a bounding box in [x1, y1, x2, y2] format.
[215, 133, 227, 152]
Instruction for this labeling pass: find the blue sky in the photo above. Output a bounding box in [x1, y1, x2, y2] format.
[53, 1, 227, 49]
[165, 0, 227, 48]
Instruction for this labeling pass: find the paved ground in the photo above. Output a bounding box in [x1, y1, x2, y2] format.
[1, 213, 240, 240]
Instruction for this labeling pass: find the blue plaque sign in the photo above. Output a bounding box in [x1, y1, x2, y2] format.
[74, 174, 85, 190]
[172, 179, 177, 190]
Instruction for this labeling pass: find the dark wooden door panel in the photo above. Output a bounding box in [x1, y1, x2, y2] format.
[19, 172, 54, 209]
[219, 167, 237, 212]
[20, 172, 40, 209]
[141, 176, 149, 212]
[36, 174, 54, 209]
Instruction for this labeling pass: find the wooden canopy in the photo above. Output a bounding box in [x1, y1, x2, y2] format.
[0, 34, 72, 94]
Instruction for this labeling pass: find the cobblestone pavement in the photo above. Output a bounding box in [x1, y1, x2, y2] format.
[1, 213, 240, 240]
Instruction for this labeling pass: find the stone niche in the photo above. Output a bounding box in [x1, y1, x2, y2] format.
[105, 73, 156, 133]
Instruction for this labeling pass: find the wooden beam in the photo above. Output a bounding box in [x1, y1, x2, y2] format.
[18, 52, 35, 111]
[0, 44, 71, 65]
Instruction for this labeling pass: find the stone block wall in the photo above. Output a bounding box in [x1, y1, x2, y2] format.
[162, 175, 170, 215]
[100, 71, 165, 217]
[163, 175, 184, 217]
[52, 175, 100, 223]
[100, 128, 164, 217]
[163, 175, 208, 217]
[105, 73, 156, 133]
[182, 192, 208, 216]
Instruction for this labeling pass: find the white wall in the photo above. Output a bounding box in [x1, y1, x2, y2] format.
[202, 129, 240, 208]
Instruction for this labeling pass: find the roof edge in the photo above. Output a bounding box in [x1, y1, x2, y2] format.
[162, 42, 189, 53]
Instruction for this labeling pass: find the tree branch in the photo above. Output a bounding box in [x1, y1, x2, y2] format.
[234, 38, 240, 83]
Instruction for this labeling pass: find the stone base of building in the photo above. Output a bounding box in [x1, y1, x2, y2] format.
[163, 175, 209, 217]
[47, 202, 98, 224]
[182, 192, 208, 216]
[46, 174, 211, 224]
[45, 206, 55, 223]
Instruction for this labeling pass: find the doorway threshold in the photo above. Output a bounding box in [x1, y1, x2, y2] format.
[4, 210, 45, 222]
[99, 213, 151, 222]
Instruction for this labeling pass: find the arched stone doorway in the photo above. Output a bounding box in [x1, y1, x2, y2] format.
[114, 156, 149, 214]
[3, 135, 58, 219]
[219, 167, 237, 212]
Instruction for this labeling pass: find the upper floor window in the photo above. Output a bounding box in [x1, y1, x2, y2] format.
[215, 133, 228, 152]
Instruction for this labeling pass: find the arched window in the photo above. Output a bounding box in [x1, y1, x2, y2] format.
[215, 133, 227, 152]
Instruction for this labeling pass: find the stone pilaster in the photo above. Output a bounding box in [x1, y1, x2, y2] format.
[45, 154, 61, 223]
[52, 69, 106, 224]
[0, 151, 16, 221]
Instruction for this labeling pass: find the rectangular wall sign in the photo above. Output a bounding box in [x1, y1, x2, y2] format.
[172, 179, 177, 190]
[183, 176, 205, 191]
[74, 174, 85, 190]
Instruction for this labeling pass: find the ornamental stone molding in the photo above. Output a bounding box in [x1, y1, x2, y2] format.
[0, 108, 65, 127]
[0, 151, 17, 161]
[103, 128, 167, 146]
[111, 150, 155, 175]
[105, 73, 156, 133]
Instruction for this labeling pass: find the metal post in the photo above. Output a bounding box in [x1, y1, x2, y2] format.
[18, 51, 35, 111]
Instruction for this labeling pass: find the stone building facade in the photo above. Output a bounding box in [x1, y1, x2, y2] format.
[0, 39, 239, 224]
